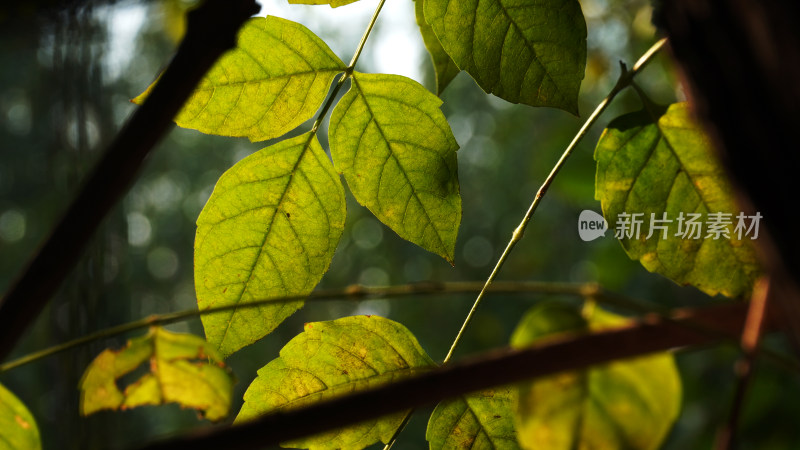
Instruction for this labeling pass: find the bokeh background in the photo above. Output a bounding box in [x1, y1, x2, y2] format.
[0, 0, 798, 448]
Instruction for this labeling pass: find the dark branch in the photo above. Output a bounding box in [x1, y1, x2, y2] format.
[0, 0, 260, 362]
[138, 301, 769, 450]
[655, 0, 800, 346]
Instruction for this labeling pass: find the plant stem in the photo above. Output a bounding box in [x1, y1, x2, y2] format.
[442, 37, 668, 364]
[347, 0, 386, 70]
[310, 0, 386, 133]
[0, 281, 599, 374]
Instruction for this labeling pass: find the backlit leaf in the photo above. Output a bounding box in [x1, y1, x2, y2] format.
[329, 72, 460, 263]
[133, 16, 345, 142]
[594, 102, 762, 297]
[424, 0, 586, 113]
[236, 315, 435, 450]
[288, 0, 360, 6]
[510, 302, 681, 450]
[414, 0, 460, 95]
[79, 327, 234, 422]
[0, 383, 41, 450]
[427, 388, 519, 450]
[195, 132, 346, 357]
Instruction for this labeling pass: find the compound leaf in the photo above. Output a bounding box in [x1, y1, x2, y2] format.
[0, 383, 41, 450]
[236, 315, 435, 450]
[594, 102, 762, 297]
[195, 132, 346, 357]
[288, 0, 361, 6]
[329, 72, 460, 263]
[79, 327, 234, 422]
[133, 16, 345, 142]
[427, 388, 519, 450]
[510, 303, 681, 450]
[424, 0, 586, 113]
[414, 0, 460, 95]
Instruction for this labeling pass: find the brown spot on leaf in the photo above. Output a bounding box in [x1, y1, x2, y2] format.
[15, 415, 30, 429]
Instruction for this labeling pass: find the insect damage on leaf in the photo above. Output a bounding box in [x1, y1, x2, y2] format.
[79, 327, 235, 422]
[237, 315, 436, 450]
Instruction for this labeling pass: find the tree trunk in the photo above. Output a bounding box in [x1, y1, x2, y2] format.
[655, 0, 800, 343]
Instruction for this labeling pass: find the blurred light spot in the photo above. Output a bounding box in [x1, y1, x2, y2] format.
[173, 281, 196, 309]
[582, 0, 609, 19]
[403, 256, 432, 282]
[463, 236, 493, 268]
[372, 0, 424, 81]
[127, 212, 152, 246]
[102, 3, 147, 81]
[591, 17, 628, 56]
[65, 116, 100, 150]
[352, 217, 383, 250]
[232, 146, 254, 165]
[358, 267, 389, 286]
[6, 101, 32, 136]
[146, 174, 186, 212]
[147, 247, 179, 280]
[450, 114, 474, 145]
[354, 299, 391, 317]
[463, 137, 498, 169]
[0, 210, 26, 242]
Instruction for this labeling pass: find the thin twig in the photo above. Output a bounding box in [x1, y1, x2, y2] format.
[0, 0, 260, 363]
[310, 0, 386, 134]
[443, 37, 668, 363]
[136, 301, 761, 450]
[0, 281, 598, 373]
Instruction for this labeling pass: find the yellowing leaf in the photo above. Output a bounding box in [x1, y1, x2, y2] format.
[0, 383, 41, 450]
[79, 327, 234, 422]
[236, 315, 435, 450]
[133, 16, 345, 142]
[427, 388, 519, 450]
[329, 72, 461, 263]
[510, 303, 681, 450]
[594, 102, 762, 297]
[288, 0, 361, 6]
[414, 0, 460, 95]
[424, 0, 586, 113]
[195, 132, 346, 357]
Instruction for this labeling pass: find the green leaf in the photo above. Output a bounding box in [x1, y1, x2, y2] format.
[195, 132, 346, 357]
[0, 383, 41, 450]
[288, 0, 360, 6]
[329, 72, 461, 263]
[79, 327, 234, 422]
[133, 16, 345, 142]
[424, 0, 586, 113]
[427, 388, 519, 450]
[414, 0, 460, 95]
[594, 102, 762, 297]
[510, 303, 681, 450]
[236, 315, 435, 450]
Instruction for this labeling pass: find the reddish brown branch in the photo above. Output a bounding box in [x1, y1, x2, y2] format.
[0, 0, 260, 362]
[138, 302, 769, 450]
[715, 279, 772, 450]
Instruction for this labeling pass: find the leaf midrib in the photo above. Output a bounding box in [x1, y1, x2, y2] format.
[217, 134, 316, 349]
[351, 76, 450, 257]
